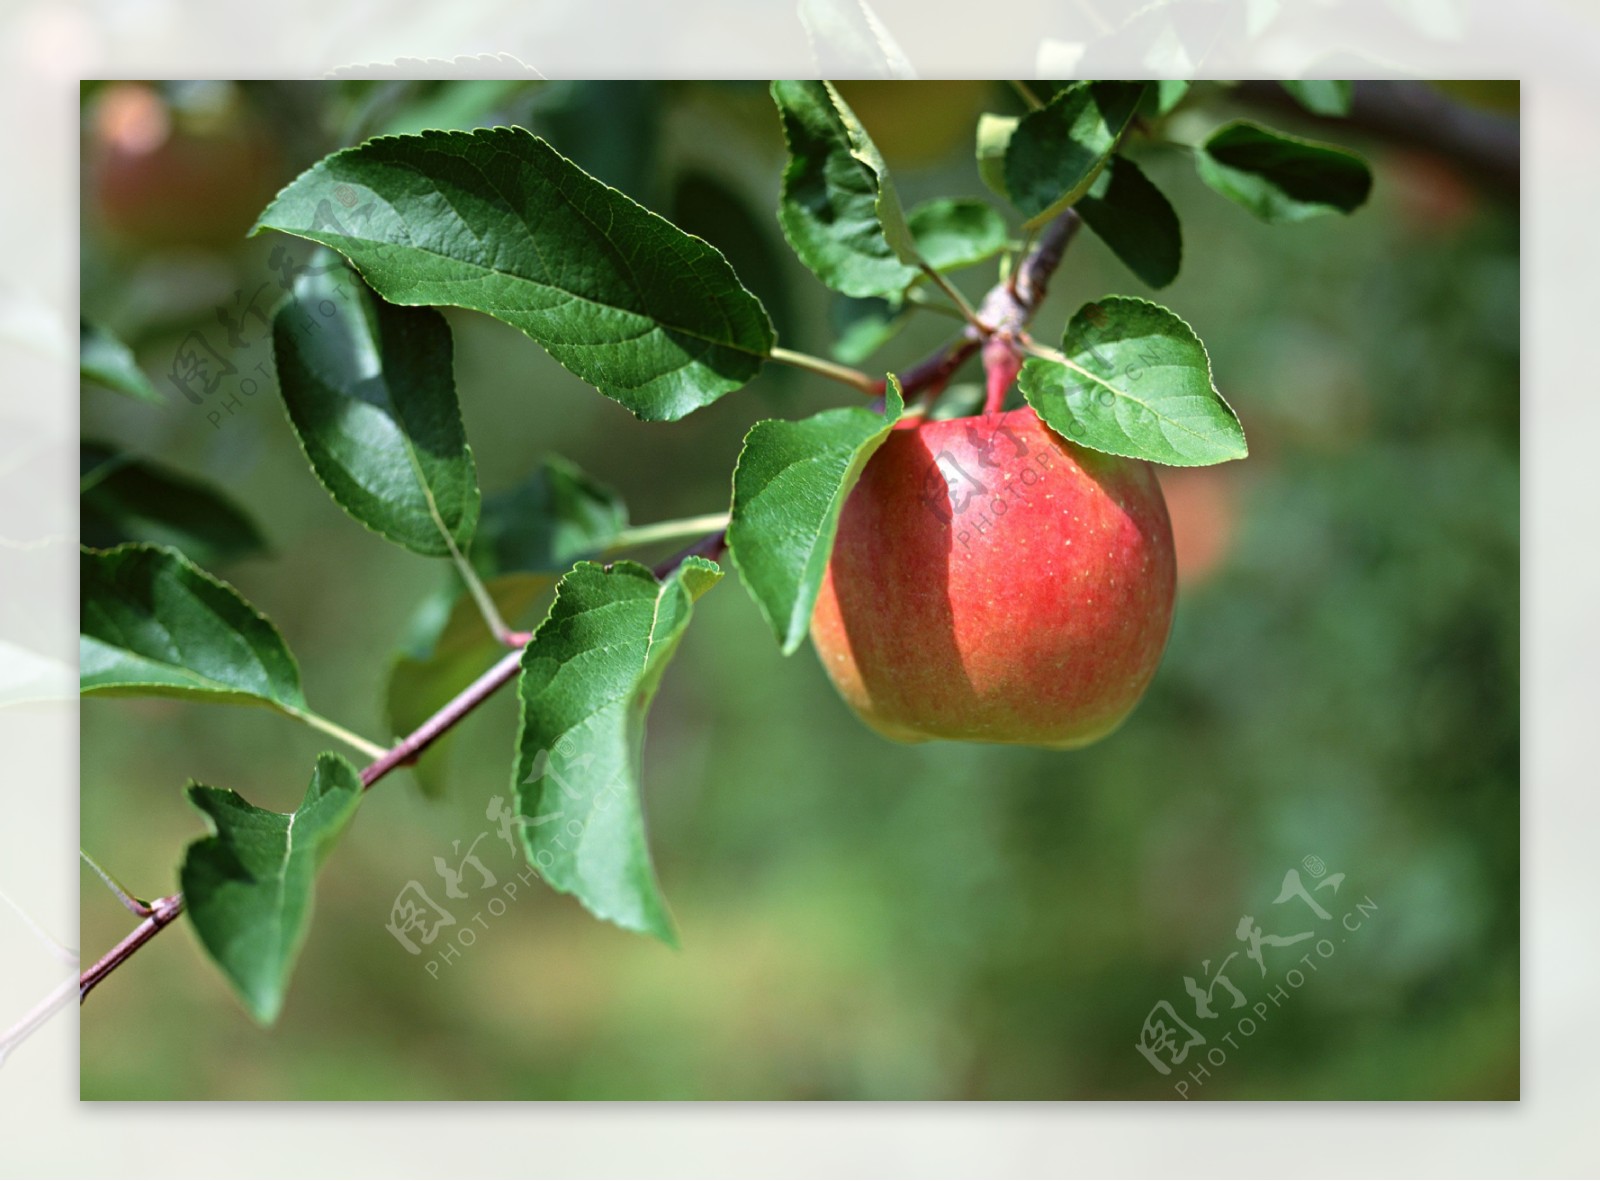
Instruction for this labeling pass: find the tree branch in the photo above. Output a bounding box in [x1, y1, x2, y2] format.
[75, 207, 1090, 1011]
[80, 641, 536, 1003]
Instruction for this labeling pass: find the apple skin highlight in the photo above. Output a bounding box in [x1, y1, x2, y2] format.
[810, 407, 1177, 749]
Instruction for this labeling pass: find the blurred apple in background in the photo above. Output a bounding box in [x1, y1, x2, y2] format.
[87, 81, 284, 250]
[1156, 465, 1242, 590]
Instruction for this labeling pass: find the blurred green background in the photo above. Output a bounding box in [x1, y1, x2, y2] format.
[78, 79, 1518, 1100]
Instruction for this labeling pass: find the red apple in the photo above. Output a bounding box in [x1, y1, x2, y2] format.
[810, 407, 1176, 748]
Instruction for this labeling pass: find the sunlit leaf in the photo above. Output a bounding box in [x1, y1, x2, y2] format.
[1003, 81, 1147, 228]
[729, 378, 904, 653]
[771, 79, 921, 298]
[80, 543, 306, 712]
[511, 558, 723, 943]
[253, 127, 774, 421]
[1019, 296, 1246, 466]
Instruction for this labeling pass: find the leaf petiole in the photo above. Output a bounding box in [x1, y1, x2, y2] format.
[607, 513, 732, 554]
[919, 264, 991, 336]
[445, 537, 516, 646]
[282, 707, 388, 761]
[768, 347, 880, 396]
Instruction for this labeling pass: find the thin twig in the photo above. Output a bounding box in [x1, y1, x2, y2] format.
[79, 893, 182, 1002]
[80, 642, 533, 1002]
[1010, 80, 1046, 111]
[0, 885, 77, 963]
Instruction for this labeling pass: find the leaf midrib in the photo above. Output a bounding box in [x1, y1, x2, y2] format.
[1057, 352, 1233, 450]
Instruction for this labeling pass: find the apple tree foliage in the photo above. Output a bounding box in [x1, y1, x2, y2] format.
[80, 79, 1371, 1023]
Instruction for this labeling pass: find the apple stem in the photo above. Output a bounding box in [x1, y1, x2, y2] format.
[885, 209, 1084, 410]
[982, 335, 1024, 414]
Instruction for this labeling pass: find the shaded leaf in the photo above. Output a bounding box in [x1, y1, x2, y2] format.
[1195, 120, 1373, 224]
[729, 378, 904, 654]
[1281, 79, 1353, 117]
[253, 127, 774, 421]
[829, 294, 911, 365]
[81, 442, 267, 566]
[907, 198, 1008, 273]
[1018, 296, 1246, 466]
[181, 752, 364, 1023]
[80, 543, 307, 712]
[1076, 156, 1183, 289]
[512, 558, 723, 943]
[771, 80, 921, 298]
[1004, 82, 1147, 228]
[472, 456, 628, 579]
[669, 170, 800, 360]
[271, 262, 479, 557]
[81, 318, 163, 404]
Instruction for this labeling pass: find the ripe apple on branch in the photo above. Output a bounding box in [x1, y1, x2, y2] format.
[74, 77, 1372, 1025]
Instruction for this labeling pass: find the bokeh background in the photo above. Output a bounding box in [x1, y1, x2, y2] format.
[78, 79, 1518, 1100]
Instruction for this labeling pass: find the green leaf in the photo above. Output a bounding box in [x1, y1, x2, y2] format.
[472, 456, 628, 579]
[271, 262, 479, 557]
[907, 198, 1008, 273]
[1195, 120, 1373, 224]
[829, 294, 911, 365]
[1281, 79, 1354, 117]
[771, 80, 921, 299]
[81, 318, 163, 404]
[975, 113, 1019, 199]
[252, 127, 774, 422]
[81, 443, 267, 566]
[80, 543, 307, 712]
[1151, 80, 1191, 116]
[1018, 296, 1247, 466]
[1003, 82, 1147, 229]
[729, 379, 904, 654]
[180, 752, 364, 1024]
[387, 573, 552, 798]
[511, 558, 723, 943]
[1075, 156, 1183, 289]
